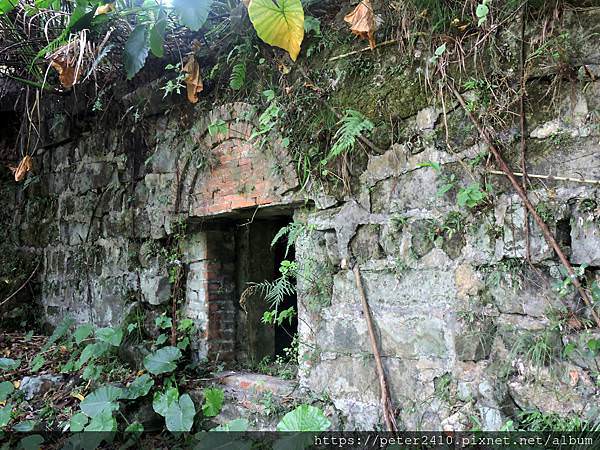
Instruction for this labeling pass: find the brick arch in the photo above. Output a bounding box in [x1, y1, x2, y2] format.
[179, 102, 299, 218]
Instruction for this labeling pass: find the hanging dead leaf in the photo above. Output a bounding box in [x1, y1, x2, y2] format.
[9, 155, 33, 182]
[50, 58, 78, 89]
[344, 0, 377, 50]
[182, 55, 204, 104]
[94, 2, 115, 16]
[12, 381, 20, 389]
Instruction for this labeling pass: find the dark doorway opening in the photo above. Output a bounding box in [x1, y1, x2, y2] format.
[234, 214, 298, 365]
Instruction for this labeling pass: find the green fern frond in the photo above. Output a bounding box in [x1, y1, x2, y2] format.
[229, 62, 246, 90]
[324, 109, 374, 163]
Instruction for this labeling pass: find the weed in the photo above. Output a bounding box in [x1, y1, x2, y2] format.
[161, 63, 186, 98]
[517, 410, 600, 432]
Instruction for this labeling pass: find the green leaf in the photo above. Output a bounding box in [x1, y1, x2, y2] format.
[82, 363, 103, 381]
[434, 43, 447, 57]
[276, 404, 331, 431]
[123, 374, 154, 400]
[211, 418, 249, 431]
[417, 161, 441, 171]
[156, 334, 168, 346]
[0, 382, 14, 402]
[0, 0, 17, 15]
[124, 25, 150, 80]
[69, 412, 89, 432]
[208, 119, 228, 137]
[74, 324, 94, 345]
[77, 342, 110, 369]
[173, 0, 213, 31]
[0, 358, 20, 371]
[149, 11, 167, 58]
[0, 404, 12, 427]
[229, 62, 246, 90]
[248, 0, 304, 61]
[13, 420, 35, 432]
[165, 393, 196, 432]
[80, 386, 123, 418]
[96, 327, 123, 347]
[84, 409, 116, 432]
[202, 388, 224, 417]
[18, 435, 44, 450]
[155, 315, 172, 330]
[30, 355, 45, 372]
[304, 16, 320, 36]
[42, 317, 75, 351]
[152, 387, 179, 417]
[143, 346, 181, 375]
[125, 422, 144, 433]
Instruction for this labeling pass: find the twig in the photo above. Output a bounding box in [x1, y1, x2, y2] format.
[488, 170, 600, 186]
[451, 85, 600, 329]
[352, 264, 398, 431]
[0, 260, 40, 309]
[328, 39, 401, 62]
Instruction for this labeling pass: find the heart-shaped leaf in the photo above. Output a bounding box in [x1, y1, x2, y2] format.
[69, 412, 88, 432]
[143, 346, 181, 375]
[95, 327, 123, 346]
[276, 404, 330, 431]
[0, 358, 20, 371]
[0, 381, 14, 401]
[123, 374, 154, 400]
[173, 0, 213, 31]
[201, 387, 224, 417]
[124, 25, 150, 79]
[74, 324, 93, 345]
[248, 0, 304, 61]
[80, 386, 123, 418]
[84, 409, 117, 432]
[165, 393, 196, 432]
[149, 9, 167, 58]
[152, 387, 179, 417]
[0, 404, 12, 427]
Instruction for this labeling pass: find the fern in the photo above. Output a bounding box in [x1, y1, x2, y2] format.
[271, 222, 310, 257]
[323, 109, 374, 164]
[252, 275, 296, 308]
[229, 62, 246, 90]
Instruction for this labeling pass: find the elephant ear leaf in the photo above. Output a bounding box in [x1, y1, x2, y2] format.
[149, 9, 167, 58]
[124, 25, 150, 79]
[173, 0, 213, 31]
[248, 0, 304, 61]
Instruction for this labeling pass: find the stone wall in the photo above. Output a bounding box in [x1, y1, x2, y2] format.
[294, 78, 600, 430]
[4, 5, 600, 432]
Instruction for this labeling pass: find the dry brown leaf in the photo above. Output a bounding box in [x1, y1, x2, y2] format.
[182, 55, 204, 104]
[569, 369, 579, 386]
[9, 155, 33, 182]
[344, 0, 377, 50]
[95, 2, 115, 15]
[50, 58, 78, 89]
[71, 392, 85, 401]
[242, 0, 250, 7]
